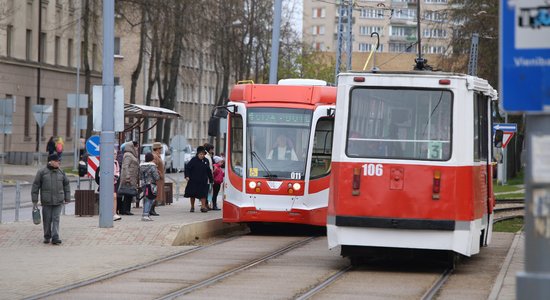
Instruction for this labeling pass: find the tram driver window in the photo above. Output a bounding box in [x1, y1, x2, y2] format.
[346, 88, 452, 161]
[230, 114, 243, 176]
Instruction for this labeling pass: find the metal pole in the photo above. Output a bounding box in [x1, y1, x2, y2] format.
[268, 0, 282, 84]
[517, 114, 550, 299]
[99, 0, 115, 228]
[15, 181, 20, 222]
[73, 0, 82, 171]
[0, 182, 3, 224]
[503, 113, 508, 185]
[335, 0, 344, 82]
[346, 2, 353, 70]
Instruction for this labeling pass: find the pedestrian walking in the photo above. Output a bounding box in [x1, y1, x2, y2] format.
[46, 136, 56, 156]
[184, 146, 213, 213]
[151, 142, 164, 214]
[118, 141, 139, 215]
[31, 153, 71, 245]
[212, 156, 225, 210]
[140, 152, 160, 221]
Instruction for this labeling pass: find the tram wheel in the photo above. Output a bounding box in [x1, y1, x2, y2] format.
[447, 252, 460, 269]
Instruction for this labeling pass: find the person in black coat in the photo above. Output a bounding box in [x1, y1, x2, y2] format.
[184, 146, 213, 213]
[46, 136, 56, 155]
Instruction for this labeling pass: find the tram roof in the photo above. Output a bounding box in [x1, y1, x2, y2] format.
[229, 83, 336, 105]
[339, 71, 498, 99]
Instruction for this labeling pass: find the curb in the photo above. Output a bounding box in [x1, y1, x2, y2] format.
[487, 231, 522, 300]
[171, 218, 247, 245]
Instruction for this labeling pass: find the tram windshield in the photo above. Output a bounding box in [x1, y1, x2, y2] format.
[346, 88, 453, 160]
[247, 108, 312, 179]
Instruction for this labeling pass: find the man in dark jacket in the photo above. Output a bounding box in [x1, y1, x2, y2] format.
[31, 153, 71, 245]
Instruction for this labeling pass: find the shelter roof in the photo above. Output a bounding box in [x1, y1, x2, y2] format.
[124, 103, 181, 119]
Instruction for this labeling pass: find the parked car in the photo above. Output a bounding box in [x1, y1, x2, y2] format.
[140, 143, 173, 173]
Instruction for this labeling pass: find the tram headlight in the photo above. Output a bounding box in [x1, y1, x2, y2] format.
[292, 183, 301, 191]
[249, 181, 257, 189]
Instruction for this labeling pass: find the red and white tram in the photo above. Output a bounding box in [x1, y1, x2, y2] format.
[327, 71, 499, 258]
[221, 79, 336, 227]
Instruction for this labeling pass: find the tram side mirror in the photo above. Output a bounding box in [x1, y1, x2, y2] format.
[208, 117, 220, 137]
[494, 129, 503, 148]
[212, 107, 228, 118]
[327, 108, 335, 117]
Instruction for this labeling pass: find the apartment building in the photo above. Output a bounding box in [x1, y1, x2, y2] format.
[303, 0, 452, 57]
[0, 0, 101, 164]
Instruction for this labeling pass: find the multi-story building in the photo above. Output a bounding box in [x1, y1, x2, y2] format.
[0, 0, 101, 164]
[303, 0, 452, 58]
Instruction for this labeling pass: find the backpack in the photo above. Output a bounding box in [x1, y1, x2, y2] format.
[213, 164, 224, 184]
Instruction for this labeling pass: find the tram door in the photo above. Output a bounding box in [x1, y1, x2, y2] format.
[474, 93, 491, 245]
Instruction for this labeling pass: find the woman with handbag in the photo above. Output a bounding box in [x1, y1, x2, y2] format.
[118, 141, 139, 215]
[140, 152, 160, 221]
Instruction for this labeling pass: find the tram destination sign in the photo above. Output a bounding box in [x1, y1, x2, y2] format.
[248, 110, 312, 125]
[500, 0, 550, 112]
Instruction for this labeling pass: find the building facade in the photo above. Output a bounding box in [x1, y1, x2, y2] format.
[0, 0, 101, 164]
[303, 0, 452, 56]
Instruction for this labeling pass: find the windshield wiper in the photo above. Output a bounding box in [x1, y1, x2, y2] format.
[251, 151, 277, 178]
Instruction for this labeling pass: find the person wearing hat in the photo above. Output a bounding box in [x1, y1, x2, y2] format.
[31, 153, 71, 245]
[151, 142, 165, 215]
[184, 146, 213, 212]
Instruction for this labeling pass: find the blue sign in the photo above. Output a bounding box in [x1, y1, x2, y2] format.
[493, 123, 518, 132]
[86, 135, 101, 156]
[500, 0, 550, 112]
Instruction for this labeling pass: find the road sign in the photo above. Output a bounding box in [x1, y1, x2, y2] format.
[493, 123, 518, 148]
[67, 94, 88, 108]
[87, 155, 99, 178]
[500, 0, 550, 112]
[92, 85, 125, 132]
[32, 105, 52, 128]
[86, 135, 101, 156]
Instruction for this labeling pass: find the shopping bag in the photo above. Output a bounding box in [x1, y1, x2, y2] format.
[32, 207, 41, 225]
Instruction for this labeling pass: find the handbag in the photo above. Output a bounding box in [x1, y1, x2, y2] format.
[32, 207, 41, 225]
[144, 184, 158, 200]
[118, 185, 138, 196]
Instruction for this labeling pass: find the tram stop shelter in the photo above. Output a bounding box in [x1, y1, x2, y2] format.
[122, 103, 181, 141]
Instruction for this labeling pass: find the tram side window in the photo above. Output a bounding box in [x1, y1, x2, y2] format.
[310, 118, 334, 178]
[346, 88, 452, 161]
[230, 114, 243, 176]
[474, 93, 489, 161]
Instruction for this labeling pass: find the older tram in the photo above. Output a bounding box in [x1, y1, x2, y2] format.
[327, 71, 499, 258]
[220, 79, 336, 227]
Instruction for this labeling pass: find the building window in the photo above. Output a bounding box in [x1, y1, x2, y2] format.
[39, 98, 45, 137]
[359, 26, 383, 36]
[66, 107, 71, 138]
[312, 7, 326, 18]
[54, 36, 60, 65]
[311, 25, 325, 35]
[25, 97, 31, 137]
[92, 43, 97, 70]
[425, 0, 447, 3]
[26, 29, 32, 60]
[6, 25, 13, 57]
[114, 37, 121, 55]
[389, 42, 415, 53]
[424, 10, 446, 22]
[394, 9, 416, 20]
[39, 32, 46, 62]
[359, 8, 385, 19]
[358, 43, 384, 52]
[391, 26, 417, 37]
[67, 38, 73, 67]
[423, 28, 447, 38]
[313, 42, 325, 51]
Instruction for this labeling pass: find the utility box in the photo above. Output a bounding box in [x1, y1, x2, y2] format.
[74, 190, 98, 216]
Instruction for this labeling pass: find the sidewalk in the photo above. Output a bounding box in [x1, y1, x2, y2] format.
[0, 198, 241, 299]
[489, 232, 525, 300]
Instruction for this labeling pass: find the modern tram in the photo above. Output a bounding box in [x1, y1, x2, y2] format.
[327, 71, 500, 259]
[218, 79, 337, 227]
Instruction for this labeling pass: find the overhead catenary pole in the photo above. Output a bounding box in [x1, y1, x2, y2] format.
[73, 0, 82, 171]
[99, 0, 115, 228]
[335, 0, 344, 82]
[268, 0, 282, 84]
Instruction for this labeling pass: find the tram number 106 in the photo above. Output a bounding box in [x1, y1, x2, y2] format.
[362, 163, 383, 177]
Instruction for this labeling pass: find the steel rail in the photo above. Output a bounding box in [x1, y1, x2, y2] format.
[23, 235, 242, 300]
[494, 206, 524, 213]
[156, 236, 317, 300]
[294, 265, 353, 300]
[421, 268, 454, 300]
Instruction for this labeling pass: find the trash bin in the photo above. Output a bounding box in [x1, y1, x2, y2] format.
[74, 190, 98, 216]
[164, 182, 173, 205]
